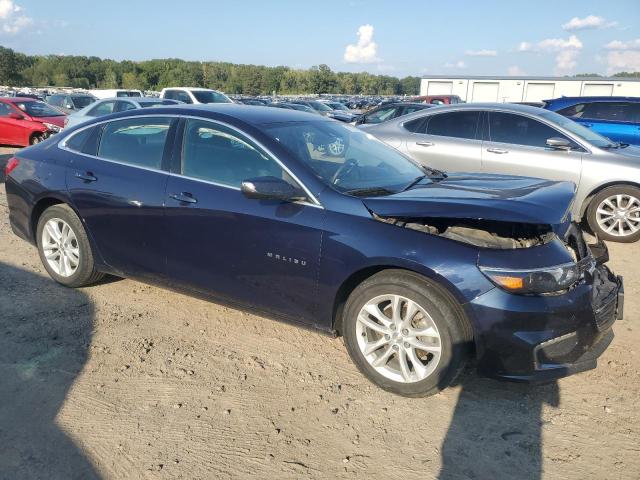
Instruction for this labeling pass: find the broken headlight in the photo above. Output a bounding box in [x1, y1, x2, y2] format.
[479, 262, 579, 295]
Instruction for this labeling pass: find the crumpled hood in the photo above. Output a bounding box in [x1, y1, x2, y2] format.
[362, 173, 576, 225]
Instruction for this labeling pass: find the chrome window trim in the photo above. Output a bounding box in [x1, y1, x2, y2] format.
[57, 113, 324, 209]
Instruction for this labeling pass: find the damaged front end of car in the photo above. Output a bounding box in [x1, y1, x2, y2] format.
[365, 199, 623, 382]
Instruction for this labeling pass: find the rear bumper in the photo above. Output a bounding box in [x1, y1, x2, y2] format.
[467, 248, 622, 383]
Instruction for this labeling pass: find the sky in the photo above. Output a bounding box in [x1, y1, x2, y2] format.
[1, 0, 639, 78]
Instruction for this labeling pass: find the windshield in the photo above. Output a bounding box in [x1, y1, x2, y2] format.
[192, 90, 232, 104]
[262, 120, 426, 194]
[14, 100, 64, 117]
[539, 110, 613, 147]
[71, 96, 96, 109]
[307, 101, 332, 112]
[329, 103, 349, 111]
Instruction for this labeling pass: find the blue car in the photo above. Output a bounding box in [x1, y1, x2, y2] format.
[544, 96, 640, 146]
[4, 105, 623, 396]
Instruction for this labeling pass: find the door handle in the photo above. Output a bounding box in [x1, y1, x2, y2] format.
[170, 192, 197, 204]
[416, 141, 434, 147]
[74, 172, 97, 182]
[486, 148, 509, 154]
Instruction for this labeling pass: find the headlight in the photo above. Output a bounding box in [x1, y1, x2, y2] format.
[43, 122, 61, 133]
[479, 262, 580, 294]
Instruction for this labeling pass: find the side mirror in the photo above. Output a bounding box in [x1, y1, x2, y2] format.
[241, 176, 306, 202]
[546, 137, 571, 150]
[8, 112, 24, 120]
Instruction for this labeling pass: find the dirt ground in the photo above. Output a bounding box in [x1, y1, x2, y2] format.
[0, 146, 638, 480]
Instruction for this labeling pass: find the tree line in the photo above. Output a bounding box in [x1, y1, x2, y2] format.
[0, 46, 421, 95]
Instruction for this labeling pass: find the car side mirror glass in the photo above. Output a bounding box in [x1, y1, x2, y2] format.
[8, 112, 24, 120]
[546, 137, 571, 150]
[241, 176, 306, 202]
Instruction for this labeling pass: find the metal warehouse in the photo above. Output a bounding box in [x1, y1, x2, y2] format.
[420, 76, 640, 103]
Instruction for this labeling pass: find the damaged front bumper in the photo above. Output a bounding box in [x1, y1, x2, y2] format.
[467, 238, 623, 383]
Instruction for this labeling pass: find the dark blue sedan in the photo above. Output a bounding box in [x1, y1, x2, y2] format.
[4, 104, 623, 396]
[544, 96, 640, 146]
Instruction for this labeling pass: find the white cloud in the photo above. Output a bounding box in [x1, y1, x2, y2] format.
[516, 35, 583, 73]
[465, 49, 497, 57]
[605, 39, 640, 50]
[562, 15, 617, 31]
[344, 24, 379, 63]
[444, 60, 466, 69]
[507, 65, 527, 76]
[0, 0, 32, 34]
[606, 51, 640, 73]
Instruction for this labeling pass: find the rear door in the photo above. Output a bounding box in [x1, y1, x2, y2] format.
[403, 110, 483, 172]
[0, 102, 19, 144]
[65, 115, 177, 280]
[481, 111, 583, 184]
[164, 118, 325, 324]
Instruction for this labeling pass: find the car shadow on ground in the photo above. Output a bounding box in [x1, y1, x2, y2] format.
[0, 262, 100, 479]
[439, 367, 559, 479]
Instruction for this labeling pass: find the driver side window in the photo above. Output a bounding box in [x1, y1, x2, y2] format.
[488, 112, 576, 149]
[181, 119, 289, 188]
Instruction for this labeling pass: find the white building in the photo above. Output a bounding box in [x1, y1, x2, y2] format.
[420, 76, 640, 103]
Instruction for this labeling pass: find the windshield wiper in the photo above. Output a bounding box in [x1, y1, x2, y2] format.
[402, 175, 429, 191]
[345, 187, 395, 197]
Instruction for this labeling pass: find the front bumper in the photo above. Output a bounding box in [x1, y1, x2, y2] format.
[467, 241, 623, 383]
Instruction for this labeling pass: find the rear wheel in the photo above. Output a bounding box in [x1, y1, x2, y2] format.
[587, 185, 640, 243]
[36, 204, 104, 287]
[342, 270, 471, 397]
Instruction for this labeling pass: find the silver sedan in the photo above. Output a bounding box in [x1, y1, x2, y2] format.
[64, 97, 181, 129]
[364, 103, 640, 242]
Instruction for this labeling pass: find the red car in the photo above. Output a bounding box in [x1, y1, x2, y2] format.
[0, 97, 66, 147]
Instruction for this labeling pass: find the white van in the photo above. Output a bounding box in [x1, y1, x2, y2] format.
[159, 87, 232, 104]
[90, 89, 144, 99]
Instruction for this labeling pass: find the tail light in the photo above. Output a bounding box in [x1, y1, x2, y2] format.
[4, 157, 19, 177]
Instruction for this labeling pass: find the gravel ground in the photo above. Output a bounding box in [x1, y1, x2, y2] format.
[0, 146, 638, 479]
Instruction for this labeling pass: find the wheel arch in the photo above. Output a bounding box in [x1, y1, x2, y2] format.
[331, 264, 474, 342]
[579, 180, 640, 219]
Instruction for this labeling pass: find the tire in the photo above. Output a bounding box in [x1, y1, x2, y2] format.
[587, 185, 640, 243]
[36, 204, 104, 287]
[30, 133, 43, 145]
[342, 270, 471, 397]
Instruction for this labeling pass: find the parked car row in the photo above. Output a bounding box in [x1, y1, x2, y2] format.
[4, 103, 623, 397]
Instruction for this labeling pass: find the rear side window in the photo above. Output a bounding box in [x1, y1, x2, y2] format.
[426, 111, 480, 139]
[116, 101, 137, 112]
[165, 90, 192, 104]
[98, 117, 173, 170]
[488, 112, 570, 148]
[181, 119, 285, 187]
[0, 103, 13, 117]
[403, 117, 428, 133]
[365, 107, 396, 124]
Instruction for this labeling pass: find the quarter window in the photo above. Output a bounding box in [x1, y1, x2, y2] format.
[365, 107, 396, 124]
[181, 119, 285, 188]
[488, 112, 572, 148]
[98, 117, 173, 169]
[426, 111, 480, 139]
[116, 101, 137, 112]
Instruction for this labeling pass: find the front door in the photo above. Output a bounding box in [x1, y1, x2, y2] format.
[164, 118, 325, 324]
[481, 111, 583, 185]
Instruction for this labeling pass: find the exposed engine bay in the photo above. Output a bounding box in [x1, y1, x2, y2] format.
[373, 213, 555, 249]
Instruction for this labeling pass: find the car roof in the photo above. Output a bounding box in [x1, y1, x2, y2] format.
[1, 97, 39, 103]
[161, 87, 222, 92]
[546, 96, 640, 102]
[97, 103, 329, 125]
[419, 102, 548, 115]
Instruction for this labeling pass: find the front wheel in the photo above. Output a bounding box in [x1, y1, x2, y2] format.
[36, 204, 104, 287]
[342, 270, 471, 397]
[587, 185, 640, 242]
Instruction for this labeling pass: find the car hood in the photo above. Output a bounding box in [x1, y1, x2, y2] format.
[361, 173, 576, 225]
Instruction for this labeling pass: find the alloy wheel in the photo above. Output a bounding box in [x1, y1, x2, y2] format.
[595, 194, 640, 237]
[41, 218, 80, 277]
[356, 294, 442, 383]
